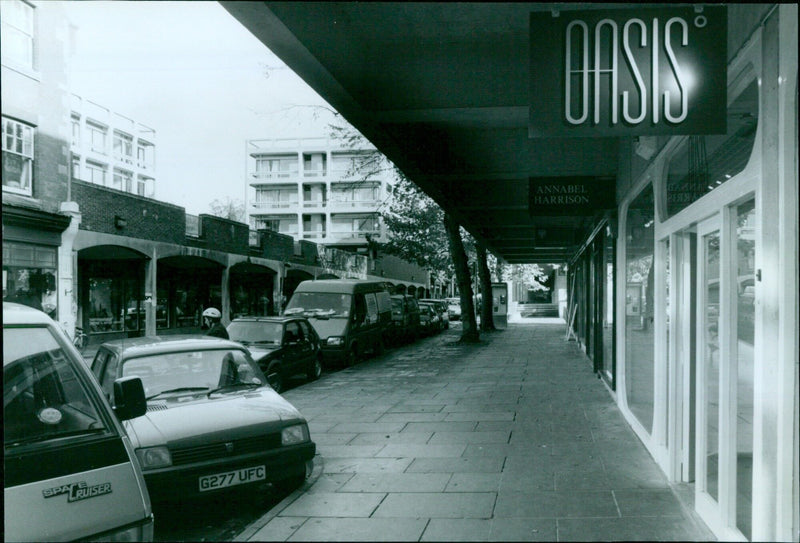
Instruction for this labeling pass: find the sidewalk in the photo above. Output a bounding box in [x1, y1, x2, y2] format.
[236, 321, 715, 541]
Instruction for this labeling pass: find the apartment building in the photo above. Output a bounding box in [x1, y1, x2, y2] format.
[69, 94, 156, 199]
[246, 136, 392, 252]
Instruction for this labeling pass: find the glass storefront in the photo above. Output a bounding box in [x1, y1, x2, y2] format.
[2, 242, 58, 319]
[625, 184, 655, 434]
[82, 260, 143, 335]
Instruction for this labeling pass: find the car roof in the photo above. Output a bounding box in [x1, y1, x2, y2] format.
[294, 279, 388, 294]
[230, 316, 297, 323]
[2, 302, 55, 326]
[98, 335, 246, 358]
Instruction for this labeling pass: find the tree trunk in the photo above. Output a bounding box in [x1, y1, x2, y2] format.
[444, 213, 479, 343]
[477, 244, 496, 331]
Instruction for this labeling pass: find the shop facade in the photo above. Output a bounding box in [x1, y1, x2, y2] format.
[610, 9, 798, 541]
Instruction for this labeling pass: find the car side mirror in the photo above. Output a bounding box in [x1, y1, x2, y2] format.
[113, 376, 147, 421]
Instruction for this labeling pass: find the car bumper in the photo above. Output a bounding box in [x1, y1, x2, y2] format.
[142, 441, 316, 501]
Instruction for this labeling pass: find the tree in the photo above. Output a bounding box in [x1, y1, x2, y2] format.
[208, 197, 245, 223]
[476, 243, 496, 332]
[445, 213, 480, 343]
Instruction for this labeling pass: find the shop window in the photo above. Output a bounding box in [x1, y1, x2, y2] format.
[3, 242, 57, 319]
[665, 80, 758, 218]
[2, 117, 34, 195]
[625, 184, 655, 434]
[88, 276, 142, 333]
[0, 0, 34, 70]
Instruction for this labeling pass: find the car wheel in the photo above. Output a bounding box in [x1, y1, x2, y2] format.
[308, 355, 323, 381]
[267, 364, 284, 393]
[345, 344, 358, 367]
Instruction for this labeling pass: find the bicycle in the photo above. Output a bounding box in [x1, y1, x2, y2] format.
[73, 326, 88, 351]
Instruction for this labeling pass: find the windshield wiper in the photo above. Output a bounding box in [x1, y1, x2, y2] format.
[7, 427, 106, 448]
[146, 387, 209, 401]
[207, 382, 261, 397]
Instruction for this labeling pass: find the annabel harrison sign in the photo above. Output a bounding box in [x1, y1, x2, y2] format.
[529, 6, 727, 137]
[529, 176, 615, 216]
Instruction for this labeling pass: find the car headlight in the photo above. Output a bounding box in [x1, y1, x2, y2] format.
[135, 446, 172, 469]
[281, 424, 309, 445]
[326, 336, 344, 346]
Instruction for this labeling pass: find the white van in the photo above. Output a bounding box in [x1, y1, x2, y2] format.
[3, 302, 154, 542]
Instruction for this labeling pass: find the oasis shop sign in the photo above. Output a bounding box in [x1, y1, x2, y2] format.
[529, 6, 727, 137]
[529, 176, 615, 216]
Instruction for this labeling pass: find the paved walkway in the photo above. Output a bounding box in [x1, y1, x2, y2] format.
[231, 321, 715, 541]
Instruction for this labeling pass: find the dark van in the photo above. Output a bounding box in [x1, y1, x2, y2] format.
[284, 280, 391, 367]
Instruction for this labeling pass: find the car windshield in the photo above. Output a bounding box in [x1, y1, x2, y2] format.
[227, 321, 283, 345]
[4, 327, 106, 448]
[284, 292, 350, 317]
[121, 348, 263, 400]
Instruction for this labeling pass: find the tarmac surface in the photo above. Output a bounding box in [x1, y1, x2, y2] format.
[230, 318, 717, 542]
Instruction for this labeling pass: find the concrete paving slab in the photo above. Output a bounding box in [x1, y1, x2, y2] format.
[247, 517, 308, 541]
[327, 422, 406, 433]
[487, 518, 558, 541]
[310, 433, 357, 445]
[494, 491, 620, 518]
[348, 432, 433, 445]
[339, 473, 451, 493]
[420, 518, 492, 541]
[372, 492, 496, 518]
[444, 412, 516, 422]
[444, 472, 502, 492]
[403, 421, 477, 433]
[302, 473, 353, 494]
[287, 517, 428, 541]
[406, 456, 505, 473]
[613, 489, 689, 517]
[315, 444, 385, 458]
[322, 457, 413, 474]
[376, 412, 448, 423]
[556, 515, 713, 541]
[428, 431, 511, 444]
[376, 443, 467, 458]
[279, 492, 385, 518]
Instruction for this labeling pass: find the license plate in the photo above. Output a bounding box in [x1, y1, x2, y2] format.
[198, 465, 266, 492]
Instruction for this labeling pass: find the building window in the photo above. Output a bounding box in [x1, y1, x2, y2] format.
[113, 131, 134, 165]
[113, 168, 133, 192]
[87, 121, 107, 154]
[71, 155, 81, 180]
[665, 80, 759, 218]
[137, 141, 154, 170]
[2, 117, 34, 195]
[624, 184, 656, 434]
[71, 114, 81, 148]
[0, 0, 34, 70]
[3, 242, 58, 319]
[255, 155, 298, 178]
[303, 152, 327, 177]
[86, 160, 107, 186]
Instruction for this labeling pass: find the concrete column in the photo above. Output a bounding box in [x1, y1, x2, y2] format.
[57, 202, 81, 338]
[221, 265, 231, 325]
[144, 246, 157, 337]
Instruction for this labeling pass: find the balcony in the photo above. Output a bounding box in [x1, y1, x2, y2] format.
[251, 201, 299, 210]
[302, 199, 327, 209]
[251, 170, 300, 183]
[303, 168, 327, 178]
[328, 199, 380, 211]
[330, 230, 380, 240]
[302, 232, 327, 240]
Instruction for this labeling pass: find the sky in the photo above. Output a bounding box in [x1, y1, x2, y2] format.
[62, 1, 337, 215]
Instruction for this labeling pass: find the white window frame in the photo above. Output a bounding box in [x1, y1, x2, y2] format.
[113, 131, 134, 165]
[2, 117, 34, 196]
[86, 160, 108, 187]
[87, 121, 107, 155]
[0, 0, 35, 71]
[113, 168, 133, 193]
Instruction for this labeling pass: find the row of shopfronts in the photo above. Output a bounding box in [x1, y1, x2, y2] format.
[565, 15, 797, 541]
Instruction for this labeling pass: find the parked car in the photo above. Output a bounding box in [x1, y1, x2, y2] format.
[4, 303, 154, 542]
[388, 294, 421, 345]
[227, 316, 323, 393]
[419, 299, 449, 330]
[284, 279, 391, 367]
[418, 303, 441, 336]
[446, 297, 462, 320]
[90, 336, 316, 503]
